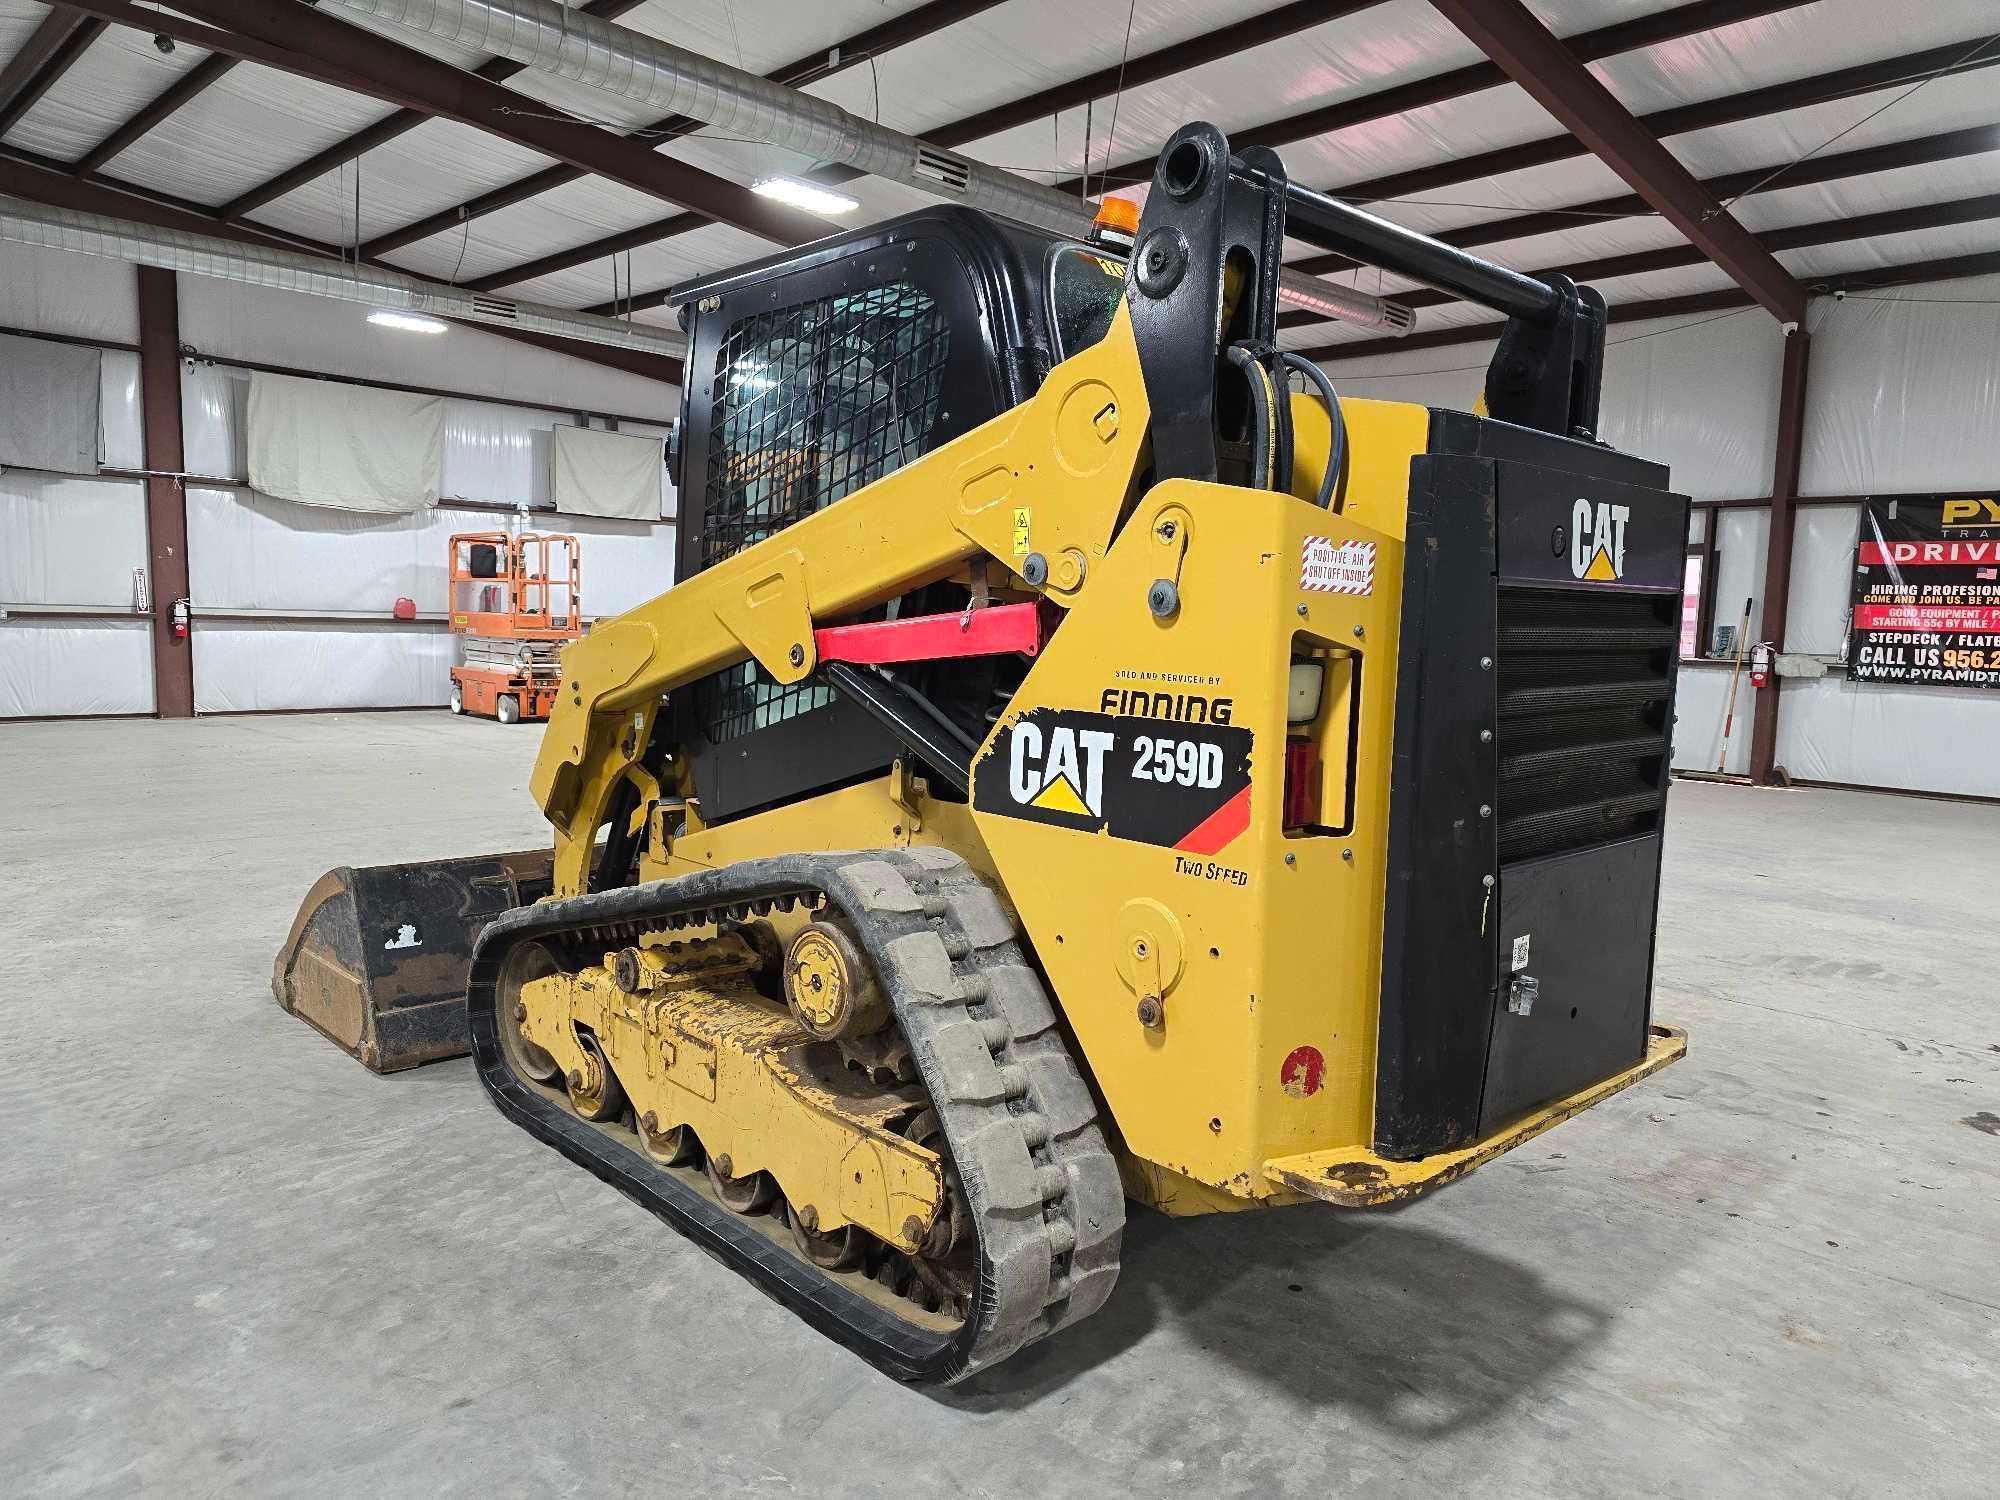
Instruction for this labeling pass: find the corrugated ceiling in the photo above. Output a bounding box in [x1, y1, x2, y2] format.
[0, 0, 1994, 362]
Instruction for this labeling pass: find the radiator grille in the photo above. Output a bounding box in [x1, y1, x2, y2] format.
[696, 278, 951, 742]
[1496, 586, 1675, 862]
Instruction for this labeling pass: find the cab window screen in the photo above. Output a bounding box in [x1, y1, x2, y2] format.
[1051, 247, 1126, 359]
[698, 278, 950, 740]
[703, 279, 949, 569]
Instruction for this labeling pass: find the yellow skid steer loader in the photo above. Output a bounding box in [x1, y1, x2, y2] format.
[275, 123, 1687, 1382]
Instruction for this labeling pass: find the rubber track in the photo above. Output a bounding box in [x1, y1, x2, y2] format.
[465, 848, 1125, 1383]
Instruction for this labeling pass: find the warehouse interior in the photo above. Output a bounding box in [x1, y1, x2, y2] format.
[2, 1, 1996, 1495]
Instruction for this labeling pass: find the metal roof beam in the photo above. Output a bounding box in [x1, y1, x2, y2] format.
[73, 51, 239, 176]
[69, 0, 829, 247]
[1285, 123, 2000, 282]
[0, 7, 105, 140]
[1285, 191, 2000, 330]
[1338, 39, 2000, 209]
[366, 0, 1009, 260]
[1052, 0, 1812, 196]
[73, 0, 335, 178]
[1426, 0, 1803, 320]
[1305, 246, 2000, 363]
[0, 146, 681, 383]
[213, 0, 649, 222]
[463, 0, 1377, 294]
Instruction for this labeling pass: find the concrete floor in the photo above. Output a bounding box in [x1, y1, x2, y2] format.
[2, 712, 1996, 1497]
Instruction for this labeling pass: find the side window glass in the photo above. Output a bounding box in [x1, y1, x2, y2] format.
[1050, 246, 1127, 359]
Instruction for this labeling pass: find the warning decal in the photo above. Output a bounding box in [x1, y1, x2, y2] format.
[1302, 536, 1375, 595]
[973, 707, 1254, 853]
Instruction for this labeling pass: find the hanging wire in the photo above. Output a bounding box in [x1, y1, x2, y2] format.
[1080, 97, 1093, 201]
[1710, 33, 2000, 215]
[448, 214, 472, 285]
[1096, 0, 1140, 199]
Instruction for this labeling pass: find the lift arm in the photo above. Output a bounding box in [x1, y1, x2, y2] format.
[530, 304, 1153, 896]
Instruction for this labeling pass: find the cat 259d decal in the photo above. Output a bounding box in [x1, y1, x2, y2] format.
[973, 708, 1254, 855]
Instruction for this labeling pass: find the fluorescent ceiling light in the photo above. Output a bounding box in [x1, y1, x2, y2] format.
[752, 178, 860, 216]
[368, 309, 449, 334]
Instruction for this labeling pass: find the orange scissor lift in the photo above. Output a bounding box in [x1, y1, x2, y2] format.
[446, 531, 580, 724]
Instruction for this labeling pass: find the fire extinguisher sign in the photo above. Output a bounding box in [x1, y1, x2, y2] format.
[1848, 496, 2000, 689]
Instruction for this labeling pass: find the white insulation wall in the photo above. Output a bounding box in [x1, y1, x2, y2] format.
[3, 256, 679, 718]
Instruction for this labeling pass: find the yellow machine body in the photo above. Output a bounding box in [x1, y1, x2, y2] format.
[518, 309, 1680, 1215]
[279, 129, 1687, 1378]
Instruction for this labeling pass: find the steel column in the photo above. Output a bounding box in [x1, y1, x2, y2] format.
[137, 266, 194, 718]
[1748, 327, 1811, 783]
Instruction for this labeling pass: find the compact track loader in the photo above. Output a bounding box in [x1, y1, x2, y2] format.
[276, 123, 1688, 1381]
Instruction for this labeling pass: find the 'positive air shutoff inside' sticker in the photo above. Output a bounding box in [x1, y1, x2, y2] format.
[1301, 536, 1375, 595]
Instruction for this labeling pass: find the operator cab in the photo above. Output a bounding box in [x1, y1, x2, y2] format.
[665, 207, 1127, 823]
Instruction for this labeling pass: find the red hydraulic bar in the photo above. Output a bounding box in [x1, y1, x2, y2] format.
[814, 602, 1042, 666]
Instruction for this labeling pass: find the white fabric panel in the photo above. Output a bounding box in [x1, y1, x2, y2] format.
[1670, 667, 1756, 776]
[441, 400, 563, 507]
[191, 621, 455, 713]
[1785, 504, 1861, 656]
[1712, 508, 1770, 649]
[1595, 313, 1783, 502]
[0, 241, 138, 344]
[186, 492, 672, 619]
[182, 362, 251, 481]
[1774, 677, 2000, 800]
[0, 473, 148, 607]
[1801, 273, 2000, 496]
[0, 617, 154, 718]
[620, 422, 678, 518]
[175, 276, 675, 420]
[186, 372, 595, 505]
[189, 488, 443, 613]
[98, 351, 143, 472]
[565, 517, 678, 618]
[0, 332, 101, 475]
[552, 425, 664, 520]
[248, 371, 443, 513]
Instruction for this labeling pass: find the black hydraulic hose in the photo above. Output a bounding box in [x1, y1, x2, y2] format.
[1225, 343, 1275, 491]
[1278, 352, 1348, 513]
[1270, 358, 1295, 498]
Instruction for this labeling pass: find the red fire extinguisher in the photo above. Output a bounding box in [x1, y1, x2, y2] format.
[171, 597, 190, 641]
[1749, 640, 1774, 690]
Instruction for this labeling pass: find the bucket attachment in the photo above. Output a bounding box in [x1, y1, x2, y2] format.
[273, 851, 555, 1072]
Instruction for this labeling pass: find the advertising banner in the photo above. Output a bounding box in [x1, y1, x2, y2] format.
[1847, 496, 2000, 689]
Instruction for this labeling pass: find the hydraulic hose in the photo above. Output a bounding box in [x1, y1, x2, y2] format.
[1278, 352, 1349, 513]
[1225, 344, 1277, 491]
